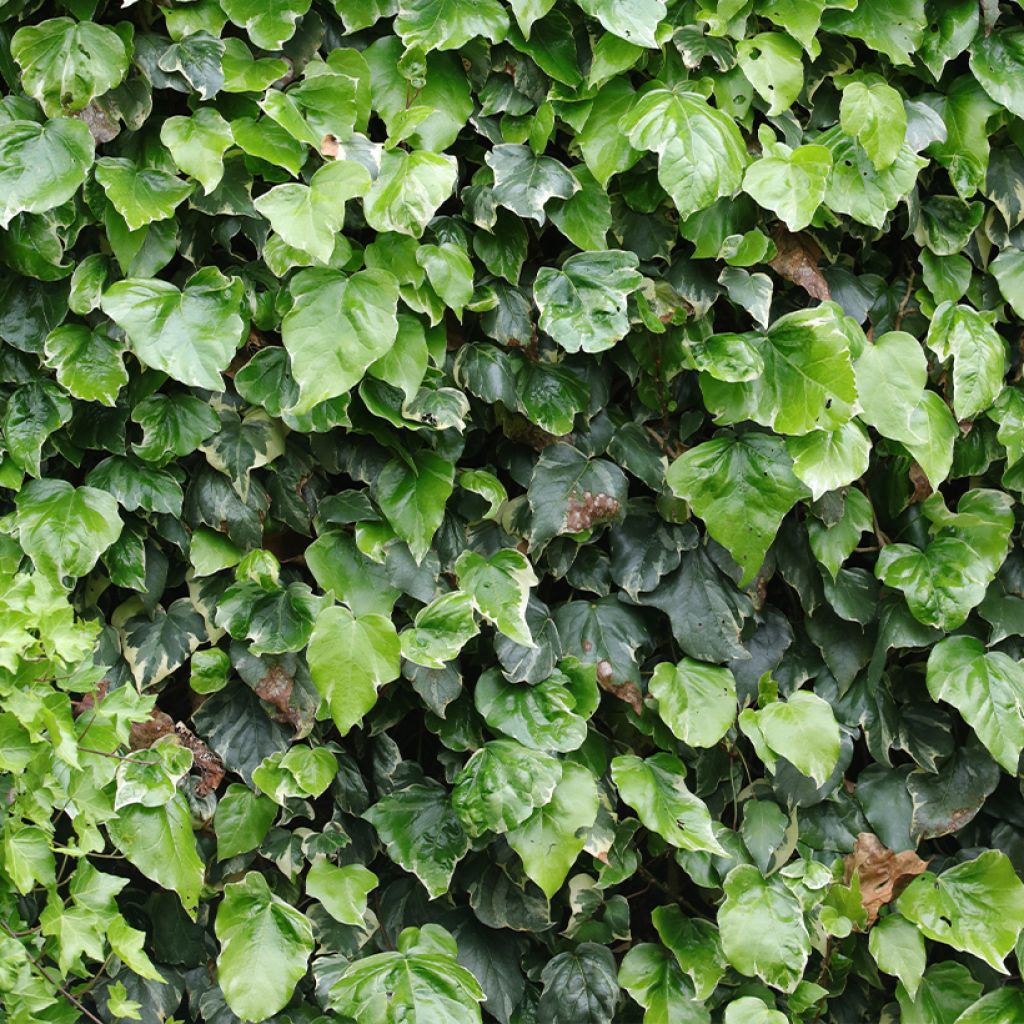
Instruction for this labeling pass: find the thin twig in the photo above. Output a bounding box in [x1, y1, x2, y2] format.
[0, 921, 105, 1024]
[893, 266, 917, 332]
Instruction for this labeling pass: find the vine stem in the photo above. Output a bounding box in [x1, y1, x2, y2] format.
[0, 920, 106, 1024]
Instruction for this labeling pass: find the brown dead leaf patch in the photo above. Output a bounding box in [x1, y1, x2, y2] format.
[843, 832, 929, 926]
[596, 659, 644, 716]
[254, 664, 302, 730]
[769, 228, 831, 302]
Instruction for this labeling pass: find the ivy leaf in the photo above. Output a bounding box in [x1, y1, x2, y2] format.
[452, 739, 562, 836]
[14, 479, 122, 585]
[44, 324, 127, 407]
[307, 605, 401, 735]
[869, 913, 926, 999]
[363, 149, 458, 237]
[215, 581, 324, 656]
[611, 753, 724, 854]
[622, 86, 748, 218]
[455, 548, 536, 647]
[87, 455, 183, 516]
[0, 118, 95, 228]
[534, 250, 643, 353]
[328, 924, 485, 1021]
[736, 33, 804, 116]
[619, 944, 709, 1024]
[131, 393, 220, 465]
[652, 906, 726, 1001]
[820, 0, 927, 66]
[220, 0, 312, 49]
[107, 794, 204, 919]
[395, 0, 509, 51]
[898, 850, 1024, 971]
[474, 666, 591, 753]
[281, 268, 399, 413]
[216, 872, 314, 1022]
[926, 635, 1024, 774]
[306, 861, 377, 926]
[364, 783, 470, 898]
[486, 143, 579, 224]
[699, 303, 859, 437]
[649, 658, 737, 748]
[786, 421, 872, 501]
[840, 76, 907, 170]
[723, 997, 787, 1024]
[255, 160, 370, 264]
[574, 0, 665, 47]
[666, 432, 809, 585]
[101, 267, 245, 391]
[742, 142, 832, 232]
[11, 17, 129, 116]
[507, 761, 599, 898]
[926, 302, 1005, 421]
[739, 691, 841, 786]
[95, 158, 194, 231]
[374, 449, 455, 563]
[159, 108, 235, 194]
[970, 28, 1024, 119]
[718, 864, 810, 992]
[400, 591, 479, 668]
[215, 784, 278, 861]
[4, 379, 72, 478]
[539, 943, 620, 1023]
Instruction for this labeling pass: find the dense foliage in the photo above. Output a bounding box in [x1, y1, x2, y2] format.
[5, 0, 1024, 1021]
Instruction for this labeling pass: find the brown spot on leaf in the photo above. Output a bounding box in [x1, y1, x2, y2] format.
[769, 227, 831, 301]
[843, 832, 929, 927]
[909, 463, 932, 503]
[321, 133, 340, 158]
[254, 664, 302, 730]
[174, 723, 226, 797]
[595, 659, 644, 716]
[566, 491, 621, 533]
[129, 709, 174, 750]
[72, 679, 109, 718]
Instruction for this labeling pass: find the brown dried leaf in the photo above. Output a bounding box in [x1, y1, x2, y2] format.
[174, 723, 225, 797]
[129, 709, 174, 750]
[769, 227, 831, 302]
[596, 659, 644, 716]
[253, 663, 301, 730]
[843, 832, 929, 926]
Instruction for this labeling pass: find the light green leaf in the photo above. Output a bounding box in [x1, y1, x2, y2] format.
[970, 28, 1024, 119]
[956, 989, 1024, 1024]
[307, 605, 400, 734]
[840, 77, 907, 170]
[374, 449, 455, 563]
[452, 739, 562, 836]
[282, 268, 399, 413]
[395, 0, 509, 51]
[132, 393, 220, 465]
[739, 690, 841, 786]
[807, 488, 874, 579]
[44, 324, 127, 407]
[364, 783, 469, 898]
[821, 0, 926, 66]
[742, 142, 832, 232]
[619, 944, 708, 1024]
[652, 906, 726, 1002]
[15, 479, 122, 585]
[102, 267, 244, 390]
[216, 872, 314, 1021]
[899, 850, 1024, 972]
[926, 302, 1005, 420]
[363, 148, 457, 238]
[253, 745, 337, 803]
[786, 421, 872, 500]
[455, 548, 536, 647]
[666, 432, 808, 585]
[159, 108, 234, 194]
[486, 143, 579, 225]
[927, 635, 1024, 774]
[0, 118, 94, 228]
[474, 666, 591, 753]
[507, 760, 599, 898]
[220, 0, 312, 49]
[255, 160, 369, 264]
[622, 86, 748, 218]
[699, 303, 859, 436]
[869, 913, 926, 999]
[95, 157, 194, 231]
[400, 590, 479, 669]
[3, 825, 55, 894]
[215, 783, 278, 861]
[718, 864, 811, 992]
[736, 33, 804, 116]
[11, 17, 129, 116]
[416, 243, 474, 319]
[612, 753, 723, 854]
[3, 379, 72, 478]
[329, 924, 484, 1022]
[723, 997, 787, 1024]
[107, 794, 204, 919]
[306, 861, 377, 926]
[534, 250, 643, 353]
[649, 658, 737, 748]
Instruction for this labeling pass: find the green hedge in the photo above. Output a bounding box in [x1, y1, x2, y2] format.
[3, 1, 1024, 1022]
